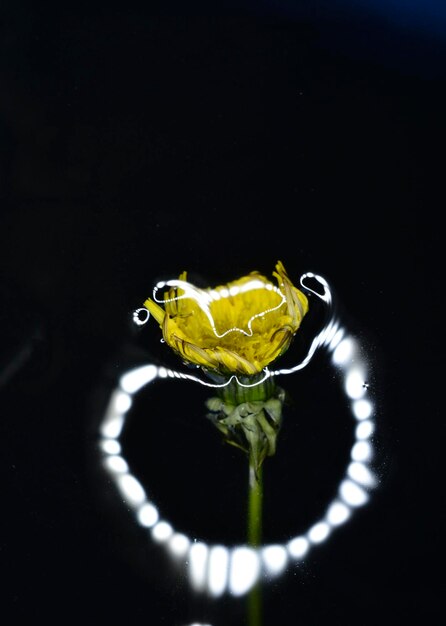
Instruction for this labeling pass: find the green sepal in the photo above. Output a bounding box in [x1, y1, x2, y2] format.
[206, 379, 285, 475]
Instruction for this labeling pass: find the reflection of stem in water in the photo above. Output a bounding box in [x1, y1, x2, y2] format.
[247, 461, 263, 626]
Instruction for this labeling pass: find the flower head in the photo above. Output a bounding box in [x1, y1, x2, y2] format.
[143, 261, 309, 376]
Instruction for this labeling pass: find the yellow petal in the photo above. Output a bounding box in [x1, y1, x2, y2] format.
[143, 297, 165, 325]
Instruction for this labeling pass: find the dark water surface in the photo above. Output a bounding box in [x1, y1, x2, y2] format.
[1, 2, 443, 624]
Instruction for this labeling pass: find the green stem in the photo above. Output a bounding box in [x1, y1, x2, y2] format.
[248, 583, 262, 626]
[247, 460, 263, 626]
[248, 462, 263, 546]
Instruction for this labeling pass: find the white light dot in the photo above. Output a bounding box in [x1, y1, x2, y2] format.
[113, 390, 132, 413]
[326, 501, 351, 526]
[348, 462, 376, 487]
[340, 479, 369, 507]
[100, 439, 121, 455]
[133, 307, 150, 326]
[208, 545, 230, 597]
[332, 338, 355, 365]
[353, 399, 373, 420]
[262, 545, 288, 577]
[219, 288, 229, 298]
[104, 455, 129, 473]
[151, 521, 173, 543]
[101, 415, 124, 439]
[116, 473, 146, 506]
[351, 441, 373, 462]
[229, 285, 240, 297]
[287, 536, 309, 559]
[189, 542, 209, 592]
[158, 367, 168, 378]
[345, 368, 367, 399]
[308, 522, 331, 544]
[120, 364, 158, 393]
[168, 533, 191, 558]
[356, 420, 374, 440]
[229, 547, 260, 596]
[137, 503, 159, 528]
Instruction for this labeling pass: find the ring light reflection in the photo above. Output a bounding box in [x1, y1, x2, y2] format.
[98, 274, 378, 598]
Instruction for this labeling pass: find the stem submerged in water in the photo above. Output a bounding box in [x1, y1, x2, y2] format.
[248, 463, 263, 546]
[207, 375, 284, 626]
[247, 460, 263, 626]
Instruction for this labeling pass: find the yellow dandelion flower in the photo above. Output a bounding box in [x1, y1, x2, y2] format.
[143, 261, 309, 376]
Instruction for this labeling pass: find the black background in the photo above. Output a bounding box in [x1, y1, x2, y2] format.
[1, 2, 444, 625]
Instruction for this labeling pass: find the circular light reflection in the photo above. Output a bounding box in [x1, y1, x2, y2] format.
[98, 277, 379, 598]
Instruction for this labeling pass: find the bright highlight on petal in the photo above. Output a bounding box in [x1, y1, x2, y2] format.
[141, 261, 309, 376]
